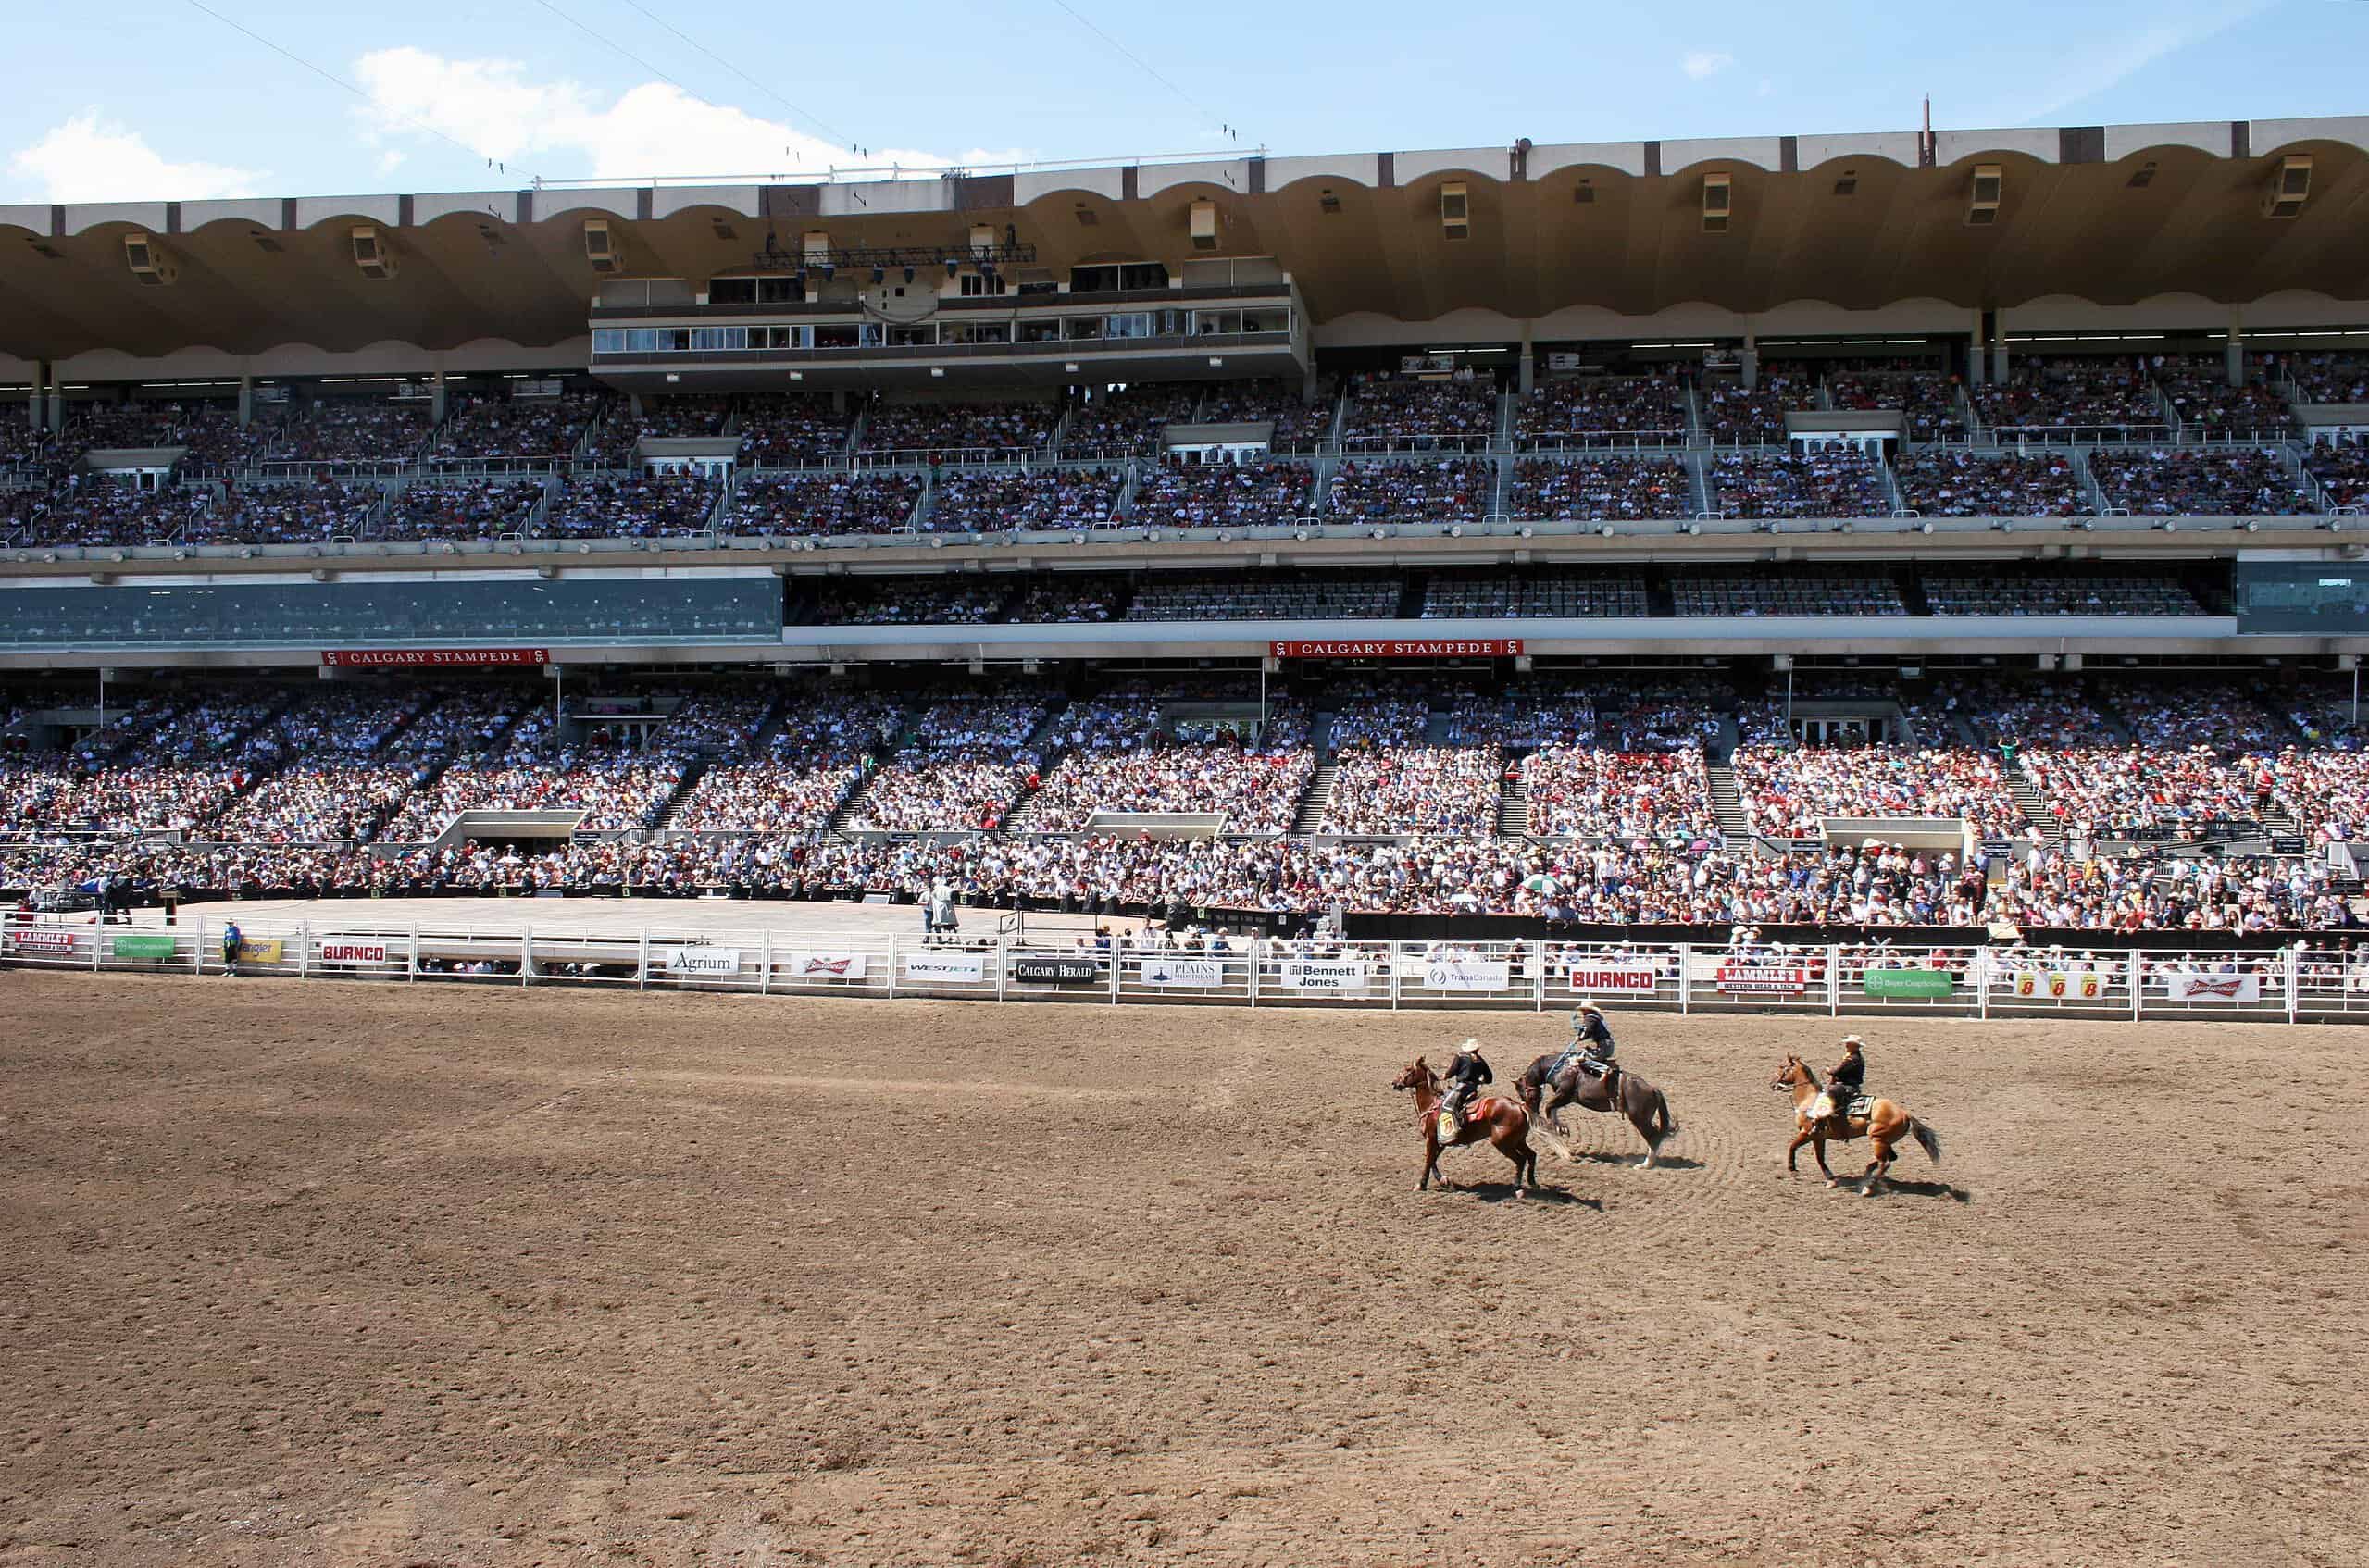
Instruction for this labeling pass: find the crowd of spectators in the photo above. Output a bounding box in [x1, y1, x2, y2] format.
[2087, 448, 2315, 516]
[586, 396, 731, 467]
[1421, 570, 1650, 619]
[862, 402, 1056, 456]
[668, 693, 900, 834]
[1709, 449, 1892, 519]
[245, 400, 433, 466]
[1128, 460, 1316, 529]
[811, 583, 1005, 626]
[1730, 739, 2027, 839]
[380, 479, 544, 541]
[1125, 574, 1399, 621]
[10, 477, 214, 547]
[1972, 358, 2165, 437]
[1827, 369, 1968, 442]
[1009, 576, 1128, 623]
[2280, 353, 2369, 404]
[1319, 744, 1502, 836]
[842, 697, 1048, 831]
[735, 394, 854, 467]
[1671, 567, 1907, 616]
[1892, 451, 2087, 517]
[925, 467, 1123, 531]
[1340, 378, 1496, 450]
[62, 401, 247, 467]
[428, 392, 604, 465]
[1066, 384, 1203, 453]
[1199, 379, 1335, 447]
[1021, 693, 1315, 834]
[545, 473, 720, 539]
[191, 480, 381, 545]
[1697, 373, 1817, 444]
[1522, 748, 1719, 842]
[725, 472, 919, 536]
[2301, 440, 2369, 510]
[1515, 375, 1689, 443]
[1922, 566, 2203, 616]
[1508, 456, 1691, 520]
[1325, 458, 1495, 524]
[2154, 358, 2293, 436]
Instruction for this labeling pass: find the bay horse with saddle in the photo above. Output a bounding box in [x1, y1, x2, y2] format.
[1770, 1053, 1942, 1195]
[1515, 1047, 1678, 1169]
[1390, 1056, 1538, 1197]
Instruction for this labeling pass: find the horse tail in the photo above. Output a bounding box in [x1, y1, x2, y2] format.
[1652, 1087, 1677, 1141]
[1908, 1117, 1942, 1164]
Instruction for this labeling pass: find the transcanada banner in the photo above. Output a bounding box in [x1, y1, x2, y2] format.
[903, 952, 986, 984]
[1270, 639, 1523, 660]
[1425, 958, 1511, 991]
[1279, 958, 1370, 995]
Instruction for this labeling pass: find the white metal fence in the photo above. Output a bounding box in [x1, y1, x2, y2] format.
[7, 917, 2367, 1024]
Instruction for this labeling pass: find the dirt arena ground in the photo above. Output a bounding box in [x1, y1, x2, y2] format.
[0, 974, 2362, 1567]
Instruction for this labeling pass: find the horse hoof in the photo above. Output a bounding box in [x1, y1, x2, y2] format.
[1824, 1179, 1839, 1189]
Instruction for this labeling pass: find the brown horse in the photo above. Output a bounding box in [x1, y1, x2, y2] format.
[1770, 1054, 1942, 1195]
[1391, 1057, 1538, 1196]
[1515, 1051, 1678, 1168]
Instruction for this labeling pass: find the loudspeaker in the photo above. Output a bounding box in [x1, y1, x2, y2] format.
[969, 223, 995, 256]
[350, 225, 396, 280]
[1440, 181, 1469, 240]
[583, 219, 622, 274]
[123, 231, 176, 286]
[2263, 154, 2312, 218]
[802, 230, 830, 266]
[1966, 164, 2002, 226]
[1702, 172, 1731, 233]
[1189, 199, 1219, 251]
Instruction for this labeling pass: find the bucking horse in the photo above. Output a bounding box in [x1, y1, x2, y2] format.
[1515, 1047, 1678, 1168]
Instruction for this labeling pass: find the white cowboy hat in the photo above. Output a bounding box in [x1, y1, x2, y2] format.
[1577, 999, 1602, 1014]
[1457, 1038, 1480, 1052]
[1840, 1034, 1865, 1048]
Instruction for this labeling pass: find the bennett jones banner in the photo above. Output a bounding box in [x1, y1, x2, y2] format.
[1279, 958, 1370, 995]
[778, 950, 867, 981]
[1271, 639, 1523, 660]
[315, 940, 389, 966]
[1561, 962, 1662, 994]
[320, 648, 550, 668]
[2163, 971, 2263, 1003]
[663, 947, 745, 977]
[1141, 957, 1228, 988]
[1717, 964, 1812, 996]
[903, 952, 986, 984]
[1425, 957, 1512, 992]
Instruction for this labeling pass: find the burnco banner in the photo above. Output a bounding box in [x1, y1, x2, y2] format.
[902, 952, 986, 984]
[315, 940, 389, 966]
[1561, 962, 1661, 993]
[1279, 958, 1370, 995]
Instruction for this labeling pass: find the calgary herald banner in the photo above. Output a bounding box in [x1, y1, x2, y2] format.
[321, 648, 551, 668]
[1269, 640, 1524, 660]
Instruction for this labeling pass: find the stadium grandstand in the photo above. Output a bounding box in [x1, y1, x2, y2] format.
[6, 112, 2369, 938]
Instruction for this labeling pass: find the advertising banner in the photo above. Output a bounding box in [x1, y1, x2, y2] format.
[1862, 968, 1956, 999]
[659, 947, 743, 976]
[2010, 967, 2103, 1001]
[110, 934, 180, 961]
[321, 648, 550, 668]
[6, 929, 81, 957]
[777, 951, 864, 981]
[235, 938, 284, 964]
[1716, 964, 1812, 996]
[1278, 958, 1371, 995]
[315, 940, 389, 966]
[1561, 962, 1662, 993]
[1425, 957, 1512, 992]
[2163, 971, 2263, 1003]
[1270, 639, 1523, 661]
[1014, 956, 1100, 985]
[1141, 957, 1228, 988]
[903, 952, 987, 984]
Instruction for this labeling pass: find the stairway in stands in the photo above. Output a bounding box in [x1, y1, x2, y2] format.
[2004, 768, 2063, 846]
[1705, 760, 1750, 846]
[1292, 719, 1340, 834]
[1496, 758, 1532, 837]
[647, 759, 708, 831]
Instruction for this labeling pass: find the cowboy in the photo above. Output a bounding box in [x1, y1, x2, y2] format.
[1440, 1038, 1492, 1132]
[220, 918, 243, 979]
[1570, 999, 1617, 1080]
[1809, 1035, 1867, 1126]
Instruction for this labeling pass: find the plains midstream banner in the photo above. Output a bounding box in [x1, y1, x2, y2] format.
[1140, 957, 1228, 988]
[1278, 958, 1370, 995]
[902, 952, 986, 984]
[1862, 968, 1956, 1000]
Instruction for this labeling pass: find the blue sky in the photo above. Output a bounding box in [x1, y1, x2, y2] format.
[6, 1, 2365, 201]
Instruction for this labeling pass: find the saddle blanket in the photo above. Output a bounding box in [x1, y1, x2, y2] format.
[1832, 1094, 1873, 1119]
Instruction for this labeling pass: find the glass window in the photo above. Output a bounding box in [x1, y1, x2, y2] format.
[1070, 265, 1120, 294]
[1192, 310, 1242, 336]
[1063, 316, 1105, 341]
[708, 277, 757, 304]
[888, 324, 938, 347]
[1020, 318, 1063, 343]
[1118, 262, 1169, 291]
[1105, 313, 1153, 340]
[593, 330, 624, 355]
[815, 324, 859, 350]
[758, 278, 804, 304]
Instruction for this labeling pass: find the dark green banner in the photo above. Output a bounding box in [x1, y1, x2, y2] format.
[1863, 967, 1955, 999]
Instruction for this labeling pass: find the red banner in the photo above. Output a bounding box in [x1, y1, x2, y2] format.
[321, 648, 550, 668]
[1270, 639, 1523, 660]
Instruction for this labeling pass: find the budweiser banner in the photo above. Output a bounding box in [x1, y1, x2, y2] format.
[1278, 958, 1370, 995]
[2163, 971, 2263, 1003]
[778, 950, 866, 981]
[1716, 964, 1812, 996]
[321, 648, 550, 668]
[902, 952, 986, 984]
[1270, 639, 1524, 660]
[664, 947, 745, 977]
[1560, 962, 1662, 993]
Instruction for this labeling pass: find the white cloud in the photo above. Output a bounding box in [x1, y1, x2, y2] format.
[7, 112, 265, 202]
[352, 46, 995, 180]
[1681, 51, 1735, 81]
[1992, 0, 2274, 122]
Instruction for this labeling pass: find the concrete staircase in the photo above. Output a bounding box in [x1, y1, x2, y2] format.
[2005, 768, 2062, 845]
[648, 759, 709, 830]
[1705, 760, 1751, 845]
[1496, 762, 1532, 837]
[1292, 757, 1340, 834]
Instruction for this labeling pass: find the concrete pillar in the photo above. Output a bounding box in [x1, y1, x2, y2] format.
[46, 379, 63, 432]
[1517, 323, 1535, 396]
[28, 362, 44, 432]
[1966, 311, 1985, 387]
[431, 367, 448, 424]
[237, 371, 253, 427]
[1302, 363, 1320, 403]
[2226, 308, 2244, 388]
[630, 392, 646, 417]
[1739, 330, 1758, 392]
[1990, 336, 2009, 385]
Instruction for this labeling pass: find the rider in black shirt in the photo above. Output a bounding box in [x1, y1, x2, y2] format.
[1812, 1035, 1867, 1125]
[1441, 1039, 1492, 1127]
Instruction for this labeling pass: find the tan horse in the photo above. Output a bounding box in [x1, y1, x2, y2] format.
[1391, 1058, 1538, 1197]
[1770, 1054, 1942, 1196]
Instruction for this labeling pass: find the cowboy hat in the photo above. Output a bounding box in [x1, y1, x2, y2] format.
[1840, 1034, 1865, 1048]
[1577, 999, 1603, 1014]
